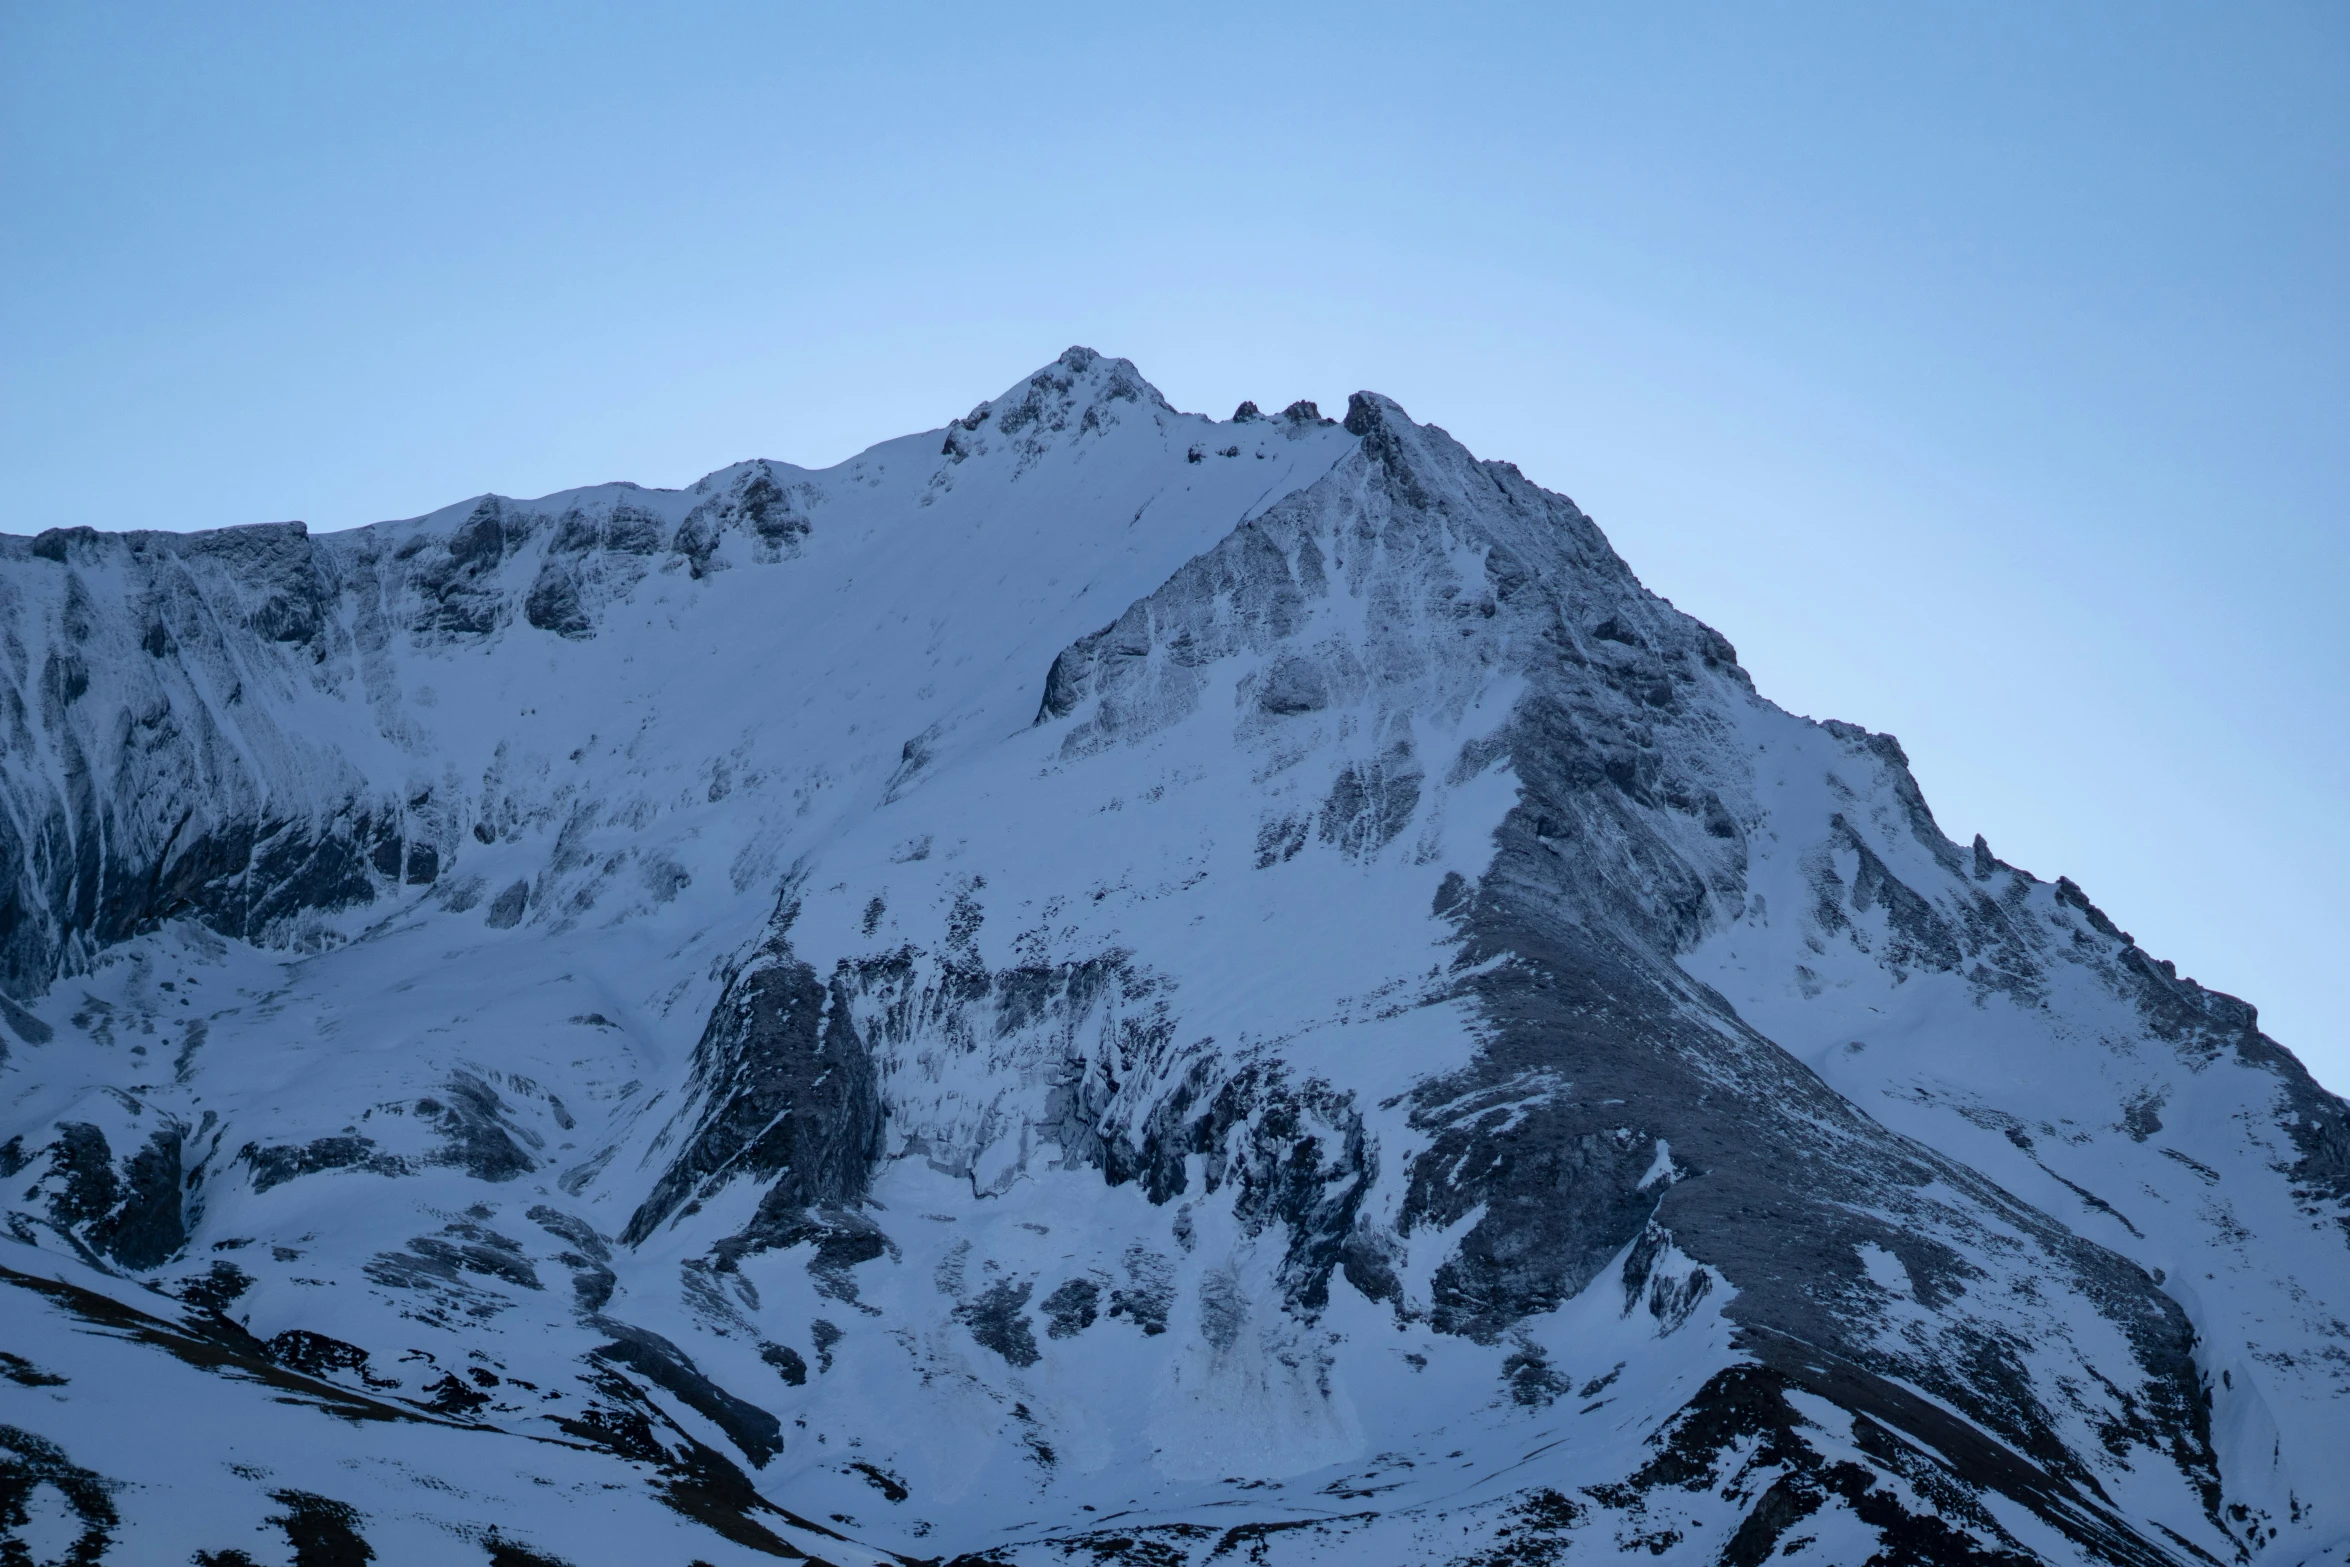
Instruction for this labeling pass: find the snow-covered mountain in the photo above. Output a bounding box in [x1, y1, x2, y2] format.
[1, 348, 2343, 1567]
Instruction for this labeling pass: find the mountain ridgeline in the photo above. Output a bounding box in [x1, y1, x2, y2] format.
[0, 350, 2343, 1567]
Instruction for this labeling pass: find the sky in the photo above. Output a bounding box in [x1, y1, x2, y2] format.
[3, 3, 2345, 1088]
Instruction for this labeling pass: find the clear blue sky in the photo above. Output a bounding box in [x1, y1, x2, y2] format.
[5, 4, 2345, 1086]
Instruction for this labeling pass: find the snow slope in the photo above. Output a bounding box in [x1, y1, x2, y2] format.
[0, 349, 2343, 1567]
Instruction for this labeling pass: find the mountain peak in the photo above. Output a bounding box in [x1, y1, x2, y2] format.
[0, 353, 2342, 1567]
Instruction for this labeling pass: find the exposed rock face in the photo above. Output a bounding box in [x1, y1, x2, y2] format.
[624, 923, 886, 1252]
[0, 348, 2342, 1567]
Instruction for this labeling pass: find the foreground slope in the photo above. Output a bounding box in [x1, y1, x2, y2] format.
[0, 351, 2343, 1566]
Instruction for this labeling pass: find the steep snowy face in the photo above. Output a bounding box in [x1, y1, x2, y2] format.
[0, 350, 1351, 1003]
[0, 352, 2344, 1567]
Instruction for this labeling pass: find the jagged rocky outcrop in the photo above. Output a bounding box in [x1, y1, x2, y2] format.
[625, 911, 887, 1256]
[0, 349, 2342, 1567]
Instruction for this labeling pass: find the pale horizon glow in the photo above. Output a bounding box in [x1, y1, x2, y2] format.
[3, 3, 2344, 1086]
